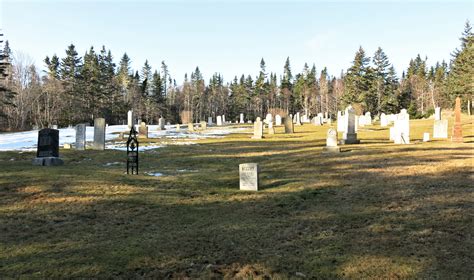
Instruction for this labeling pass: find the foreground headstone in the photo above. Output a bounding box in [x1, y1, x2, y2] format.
[93, 118, 106, 150]
[138, 122, 148, 138]
[75, 124, 86, 150]
[275, 115, 282, 126]
[452, 97, 463, 142]
[433, 119, 448, 138]
[32, 129, 64, 166]
[394, 109, 410, 144]
[341, 106, 360, 144]
[284, 117, 294, 134]
[127, 110, 133, 129]
[323, 128, 340, 153]
[239, 163, 259, 191]
[216, 116, 223, 126]
[252, 118, 263, 139]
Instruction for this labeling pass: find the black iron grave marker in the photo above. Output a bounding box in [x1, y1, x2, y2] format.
[127, 127, 139, 174]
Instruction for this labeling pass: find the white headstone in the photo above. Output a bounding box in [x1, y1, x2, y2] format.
[365, 112, 372, 125]
[239, 163, 259, 191]
[380, 113, 388, 127]
[433, 119, 448, 138]
[158, 117, 166, 130]
[216, 116, 223, 126]
[312, 116, 322, 126]
[323, 128, 340, 153]
[275, 115, 282, 126]
[295, 112, 301, 125]
[337, 111, 345, 132]
[252, 119, 263, 139]
[341, 106, 359, 144]
[423, 132, 430, 142]
[240, 113, 244, 123]
[222, 115, 226, 124]
[127, 110, 133, 129]
[265, 113, 273, 124]
[394, 109, 410, 144]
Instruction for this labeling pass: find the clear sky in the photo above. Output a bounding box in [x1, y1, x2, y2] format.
[1, 0, 473, 83]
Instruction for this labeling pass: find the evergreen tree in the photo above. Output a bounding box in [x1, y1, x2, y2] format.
[372, 47, 391, 114]
[343, 46, 371, 109]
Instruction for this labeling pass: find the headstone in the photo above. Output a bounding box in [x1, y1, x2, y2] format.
[239, 163, 259, 191]
[322, 128, 340, 153]
[63, 143, 71, 149]
[222, 115, 226, 124]
[188, 123, 195, 132]
[284, 117, 294, 134]
[138, 122, 148, 138]
[341, 106, 360, 144]
[32, 129, 64, 166]
[75, 123, 86, 150]
[92, 118, 106, 150]
[127, 110, 133, 129]
[295, 112, 302, 125]
[268, 122, 275, 135]
[240, 113, 244, 123]
[434, 107, 441, 121]
[423, 132, 430, 142]
[365, 112, 372, 125]
[265, 113, 273, 124]
[312, 116, 322, 126]
[452, 97, 463, 142]
[200, 121, 207, 130]
[216, 116, 223, 126]
[176, 124, 181, 131]
[337, 111, 345, 132]
[158, 117, 166, 130]
[52, 125, 58, 129]
[317, 113, 324, 124]
[433, 119, 448, 139]
[247, 120, 252, 124]
[380, 113, 388, 127]
[394, 109, 410, 144]
[208, 117, 213, 126]
[275, 115, 282, 126]
[252, 119, 263, 139]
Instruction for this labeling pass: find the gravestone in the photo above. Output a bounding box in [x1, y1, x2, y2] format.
[295, 112, 302, 125]
[240, 113, 244, 123]
[252, 118, 263, 139]
[239, 163, 259, 191]
[222, 115, 226, 124]
[423, 132, 430, 142]
[380, 113, 388, 127]
[433, 119, 448, 138]
[32, 129, 64, 166]
[394, 109, 410, 144]
[127, 110, 133, 129]
[138, 122, 148, 139]
[275, 115, 282, 126]
[93, 118, 106, 150]
[268, 122, 275, 135]
[126, 127, 139, 175]
[434, 107, 441, 121]
[337, 111, 345, 132]
[365, 112, 372, 125]
[176, 124, 181, 131]
[312, 116, 322, 126]
[208, 117, 213, 126]
[452, 97, 463, 142]
[265, 113, 273, 124]
[75, 123, 86, 150]
[216, 116, 223, 126]
[51, 125, 58, 129]
[341, 106, 360, 144]
[158, 117, 166, 130]
[188, 123, 195, 132]
[200, 121, 207, 130]
[284, 117, 294, 133]
[322, 128, 340, 153]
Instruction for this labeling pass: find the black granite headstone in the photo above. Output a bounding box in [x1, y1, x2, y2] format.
[37, 128, 59, 158]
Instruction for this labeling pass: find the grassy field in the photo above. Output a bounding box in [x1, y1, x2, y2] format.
[0, 116, 473, 279]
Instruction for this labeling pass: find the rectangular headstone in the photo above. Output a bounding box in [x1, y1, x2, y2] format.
[216, 116, 223, 126]
[433, 119, 448, 138]
[208, 117, 213, 126]
[434, 107, 441, 121]
[423, 132, 430, 142]
[252, 120, 263, 139]
[188, 123, 195, 132]
[93, 118, 106, 150]
[139, 122, 148, 138]
[37, 128, 60, 157]
[200, 121, 207, 130]
[284, 116, 294, 133]
[275, 115, 282, 126]
[452, 97, 463, 142]
[127, 110, 133, 129]
[239, 163, 259, 191]
[158, 117, 166, 130]
[394, 109, 410, 144]
[240, 113, 244, 123]
[75, 124, 86, 150]
[341, 105, 359, 144]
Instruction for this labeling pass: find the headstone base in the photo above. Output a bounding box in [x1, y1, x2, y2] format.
[322, 146, 341, 153]
[340, 133, 360, 144]
[32, 157, 64, 166]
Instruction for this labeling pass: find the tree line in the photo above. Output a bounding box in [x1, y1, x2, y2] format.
[0, 21, 472, 131]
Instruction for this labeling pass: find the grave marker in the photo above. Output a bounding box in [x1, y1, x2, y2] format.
[75, 123, 86, 150]
[32, 128, 64, 166]
[452, 97, 463, 142]
[239, 163, 259, 191]
[92, 118, 106, 150]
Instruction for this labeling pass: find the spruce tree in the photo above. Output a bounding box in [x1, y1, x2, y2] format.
[343, 46, 371, 110]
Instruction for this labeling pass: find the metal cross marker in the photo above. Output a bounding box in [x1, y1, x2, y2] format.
[126, 127, 139, 175]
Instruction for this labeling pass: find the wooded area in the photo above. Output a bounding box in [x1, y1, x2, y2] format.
[0, 21, 472, 131]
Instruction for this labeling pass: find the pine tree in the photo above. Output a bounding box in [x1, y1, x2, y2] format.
[372, 47, 391, 114]
[343, 46, 371, 110]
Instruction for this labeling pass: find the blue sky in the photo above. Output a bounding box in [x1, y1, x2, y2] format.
[1, 1, 473, 83]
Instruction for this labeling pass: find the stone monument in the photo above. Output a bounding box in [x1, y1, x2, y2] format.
[32, 129, 64, 166]
[92, 118, 105, 150]
[322, 128, 340, 153]
[341, 106, 360, 144]
[75, 123, 86, 150]
[239, 163, 259, 191]
[452, 97, 463, 142]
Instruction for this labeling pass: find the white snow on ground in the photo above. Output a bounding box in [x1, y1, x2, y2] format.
[0, 124, 247, 151]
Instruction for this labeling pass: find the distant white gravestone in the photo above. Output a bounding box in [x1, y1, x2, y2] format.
[434, 107, 441, 121]
[394, 109, 410, 144]
[216, 116, 223, 126]
[240, 113, 244, 123]
[341, 105, 360, 144]
[275, 115, 282, 126]
[127, 110, 133, 129]
[239, 163, 259, 191]
[433, 119, 448, 138]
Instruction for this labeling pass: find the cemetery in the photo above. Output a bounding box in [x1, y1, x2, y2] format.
[0, 108, 472, 278]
